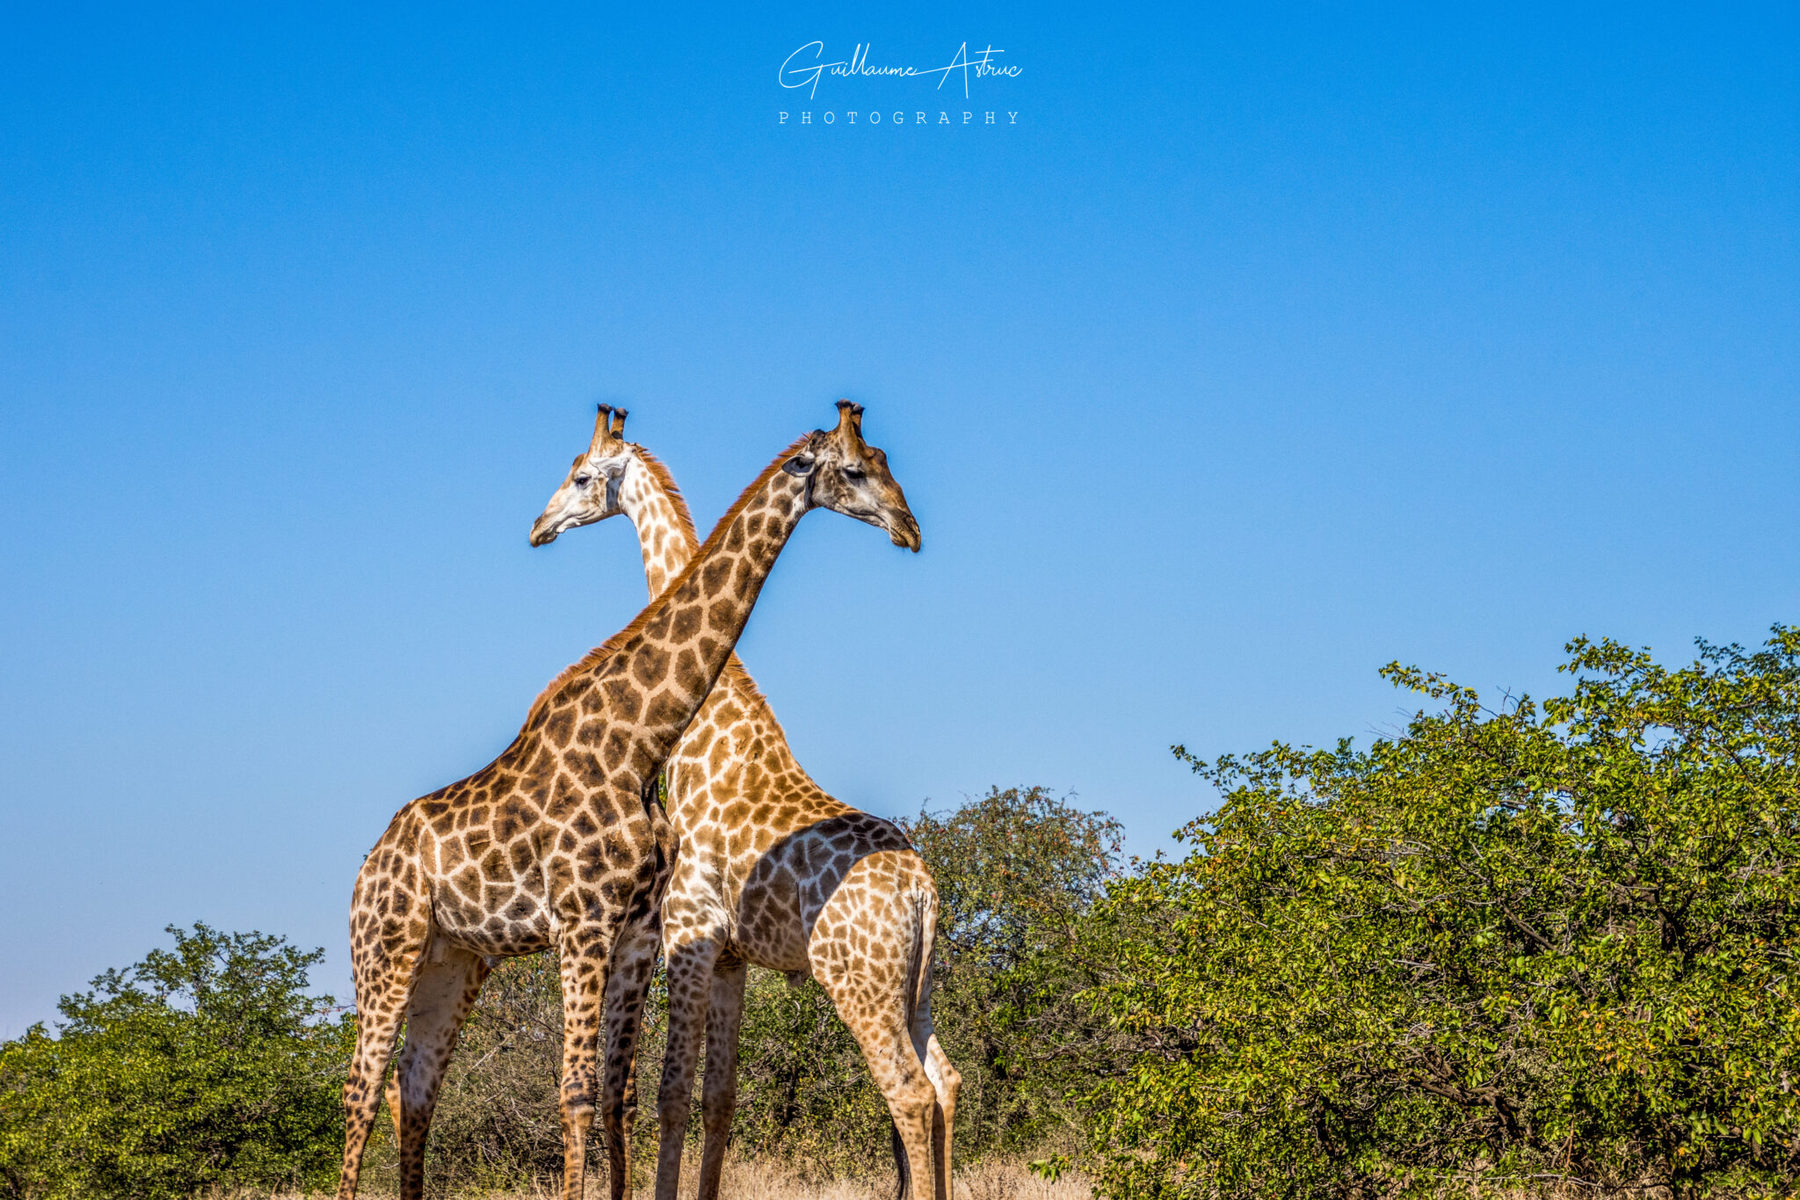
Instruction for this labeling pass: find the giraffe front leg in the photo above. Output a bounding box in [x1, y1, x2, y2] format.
[599, 913, 661, 1200]
[653, 929, 723, 1200]
[695, 957, 746, 1200]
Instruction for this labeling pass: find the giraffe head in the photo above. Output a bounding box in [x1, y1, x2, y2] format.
[783, 400, 921, 551]
[528, 405, 638, 546]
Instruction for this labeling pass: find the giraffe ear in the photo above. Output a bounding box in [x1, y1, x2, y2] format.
[781, 452, 817, 477]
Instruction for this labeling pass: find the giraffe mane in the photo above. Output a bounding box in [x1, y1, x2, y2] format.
[633, 445, 701, 549]
[520, 431, 816, 728]
[718, 657, 774, 715]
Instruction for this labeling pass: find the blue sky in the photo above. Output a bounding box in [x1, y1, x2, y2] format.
[1, 4, 1795, 1033]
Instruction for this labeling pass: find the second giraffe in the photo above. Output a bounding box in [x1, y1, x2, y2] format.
[532, 402, 960, 1200]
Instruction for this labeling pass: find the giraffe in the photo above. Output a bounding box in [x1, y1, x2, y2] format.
[339, 402, 922, 1200]
[531, 402, 961, 1200]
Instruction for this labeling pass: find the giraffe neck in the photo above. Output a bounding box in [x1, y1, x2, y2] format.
[617, 447, 823, 820]
[549, 440, 813, 764]
[618, 453, 700, 598]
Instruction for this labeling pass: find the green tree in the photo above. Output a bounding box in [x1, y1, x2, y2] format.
[1087, 631, 1800, 1198]
[0, 923, 354, 1200]
[904, 786, 1126, 1158]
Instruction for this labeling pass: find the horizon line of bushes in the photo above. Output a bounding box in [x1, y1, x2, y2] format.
[5, 628, 1799, 1199]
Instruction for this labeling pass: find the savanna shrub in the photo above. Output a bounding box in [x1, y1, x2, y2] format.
[1087, 632, 1800, 1198]
[0, 924, 353, 1200]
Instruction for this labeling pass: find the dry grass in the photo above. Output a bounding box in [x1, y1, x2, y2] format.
[228, 1154, 1093, 1200]
[701, 1154, 1093, 1200]
[210, 1161, 1690, 1200]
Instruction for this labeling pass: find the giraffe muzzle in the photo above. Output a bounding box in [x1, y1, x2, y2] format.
[528, 513, 566, 546]
[889, 511, 922, 552]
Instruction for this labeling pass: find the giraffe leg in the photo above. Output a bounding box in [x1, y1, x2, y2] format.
[914, 1006, 960, 1200]
[338, 878, 429, 1200]
[653, 929, 724, 1200]
[558, 920, 623, 1200]
[338, 968, 412, 1200]
[812, 877, 945, 1200]
[599, 913, 661, 1200]
[908, 895, 958, 1200]
[846, 1011, 938, 1200]
[386, 942, 492, 1200]
[694, 957, 747, 1200]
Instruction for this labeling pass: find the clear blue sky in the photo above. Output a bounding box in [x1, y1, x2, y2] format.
[2, 4, 1795, 1034]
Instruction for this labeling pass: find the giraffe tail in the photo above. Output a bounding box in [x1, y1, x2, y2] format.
[891, 1123, 908, 1200]
[902, 887, 933, 1033]
[893, 887, 934, 1200]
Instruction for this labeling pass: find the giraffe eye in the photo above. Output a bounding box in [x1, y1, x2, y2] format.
[844, 465, 866, 480]
[575, 474, 593, 487]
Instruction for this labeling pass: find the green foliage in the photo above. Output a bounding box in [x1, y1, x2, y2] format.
[0, 924, 354, 1200]
[904, 786, 1126, 1156]
[730, 969, 892, 1175]
[1087, 630, 1800, 1198]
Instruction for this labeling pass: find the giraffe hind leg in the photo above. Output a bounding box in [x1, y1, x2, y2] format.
[915, 1013, 960, 1200]
[388, 941, 492, 1200]
[870, 1025, 939, 1200]
[812, 871, 953, 1200]
[338, 890, 430, 1200]
[813, 947, 937, 1200]
[910, 899, 959, 1200]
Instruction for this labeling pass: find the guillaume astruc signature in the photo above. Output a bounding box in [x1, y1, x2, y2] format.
[778, 41, 1021, 100]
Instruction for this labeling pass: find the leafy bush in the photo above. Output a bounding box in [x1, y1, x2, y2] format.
[729, 967, 892, 1176]
[0, 924, 353, 1200]
[1087, 631, 1800, 1198]
[905, 786, 1126, 1156]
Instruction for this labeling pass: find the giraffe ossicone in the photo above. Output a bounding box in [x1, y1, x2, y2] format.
[338, 404, 922, 1200]
[531, 402, 960, 1200]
